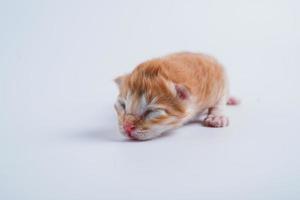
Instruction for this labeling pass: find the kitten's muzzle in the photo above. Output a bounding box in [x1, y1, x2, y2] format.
[123, 122, 136, 138]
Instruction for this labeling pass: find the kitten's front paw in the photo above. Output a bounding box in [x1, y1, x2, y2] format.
[203, 115, 229, 128]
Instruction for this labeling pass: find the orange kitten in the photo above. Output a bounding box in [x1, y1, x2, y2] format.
[114, 52, 239, 140]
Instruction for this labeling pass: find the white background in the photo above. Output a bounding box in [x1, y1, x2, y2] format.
[1, 0, 300, 199]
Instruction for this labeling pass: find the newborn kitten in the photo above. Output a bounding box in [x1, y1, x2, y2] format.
[114, 52, 239, 140]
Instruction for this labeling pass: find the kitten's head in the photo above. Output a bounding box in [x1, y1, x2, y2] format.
[114, 65, 192, 140]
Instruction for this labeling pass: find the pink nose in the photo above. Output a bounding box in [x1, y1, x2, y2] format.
[123, 123, 136, 135]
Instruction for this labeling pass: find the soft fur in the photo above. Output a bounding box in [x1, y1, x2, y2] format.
[114, 52, 239, 140]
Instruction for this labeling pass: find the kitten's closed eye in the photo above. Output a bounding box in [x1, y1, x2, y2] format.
[118, 100, 126, 109]
[143, 108, 166, 119]
[114, 99, 126, 113]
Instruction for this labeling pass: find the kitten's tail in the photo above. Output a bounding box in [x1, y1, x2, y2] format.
[227, 96, 241, 106]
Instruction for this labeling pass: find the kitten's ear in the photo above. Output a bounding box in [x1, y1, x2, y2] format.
[175, 84, 190, 100]
[114, 74, 127, 88]
[168, 82, 190, 100]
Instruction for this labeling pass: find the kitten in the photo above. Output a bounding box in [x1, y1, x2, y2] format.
[114, 52, 239, 140]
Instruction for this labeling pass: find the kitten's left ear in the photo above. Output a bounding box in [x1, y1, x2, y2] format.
[168, 82, 190, 100]
[114, 74, 127, 88]
[174, 84, 190, 100]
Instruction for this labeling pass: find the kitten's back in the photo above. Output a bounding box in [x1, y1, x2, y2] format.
[135, 52, 227, 108]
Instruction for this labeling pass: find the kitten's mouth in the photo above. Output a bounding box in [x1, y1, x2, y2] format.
[119, 124, 151, 140]
[124, 130, 149, 141]
[126, 131, 138, 140]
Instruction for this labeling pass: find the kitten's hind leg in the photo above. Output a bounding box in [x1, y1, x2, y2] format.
[203, 97, 229, 128]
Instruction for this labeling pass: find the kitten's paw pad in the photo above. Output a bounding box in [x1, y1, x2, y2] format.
[204, 115, 229, 128]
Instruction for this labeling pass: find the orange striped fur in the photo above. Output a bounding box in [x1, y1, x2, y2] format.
[114, 52, 237, 140]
